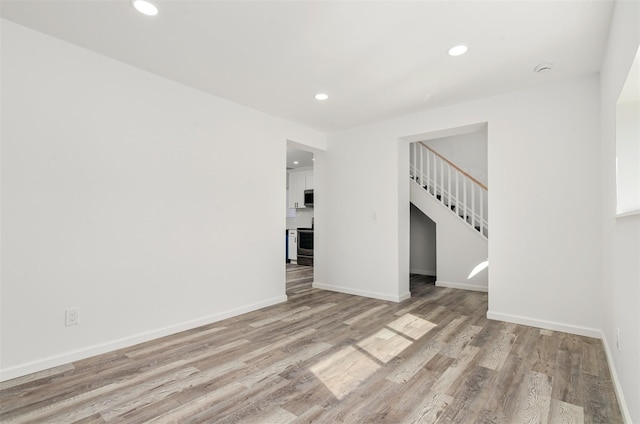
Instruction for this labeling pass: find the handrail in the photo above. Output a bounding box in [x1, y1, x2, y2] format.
[419, 142, 488, 191]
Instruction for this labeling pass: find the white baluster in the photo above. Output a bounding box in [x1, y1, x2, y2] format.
[412, 143, 416, 180]
[480, 186, 484, 236]
[419, 145, 423, 186]
[439, 157, 444, 204]
[471, 183, 476, 229]
[456, 171, 459, 217]
[447, 164, 451, 208]
[425, 147, 430, 190]
[410, 143, 413, 176]
[463, 176, 467, 222]
[430, 152, 434, 194]
[432, 152, 436, 195]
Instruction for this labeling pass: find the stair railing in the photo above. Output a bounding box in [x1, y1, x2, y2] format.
[410, 142, 488, 238]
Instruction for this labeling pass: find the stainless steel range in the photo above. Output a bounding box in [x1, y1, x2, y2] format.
[297, 228, 313, 266]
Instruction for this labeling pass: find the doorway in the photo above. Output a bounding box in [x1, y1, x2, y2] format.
[285, 143, 315, 295]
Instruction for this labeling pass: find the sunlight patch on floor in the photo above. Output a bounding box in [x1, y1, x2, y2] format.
[387, 313, 436, 340]
[309, 346, 380, 400]
[310, 314, 436, 400]
[357, 328, 413, 363]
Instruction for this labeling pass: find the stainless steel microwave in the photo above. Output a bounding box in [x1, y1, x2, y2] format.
[304, 189, 313, 207]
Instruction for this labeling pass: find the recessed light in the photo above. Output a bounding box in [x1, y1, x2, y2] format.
[315, 93, 329, 101]
[293, 161, 299, 165]
[447, 44, 468, 57]
[132, 0, 159, 16]
[533, 62, 553, 73]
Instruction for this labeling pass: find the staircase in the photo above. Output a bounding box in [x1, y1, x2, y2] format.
[409, 142, 488, 291]
[410, 142, 488, 239]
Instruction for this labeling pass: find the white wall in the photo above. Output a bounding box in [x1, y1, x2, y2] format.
[314, 124, 410, 302]
[0, 20, 325, 380]
[286, 208, 314, 230]
[316, 74, 602, 337]
[409, 204, 436, 275]
[616, 100, 640, 214]
[599, 1, 640, 421]
[424, 126, 488, 186]
[612, 214, 640, 422]
[410, 183, 488, 291]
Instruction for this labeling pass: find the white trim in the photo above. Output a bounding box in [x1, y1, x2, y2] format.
[0, 295, 287, 382]
[410, 268, 436, 276]
[600, 332, 633, 423]
[313, 282, 410, 303]
[402, 122, 487, 143]
[616, 209, 640, 219]
[486, 310, 601, 338]
[436, 280, 488, 292]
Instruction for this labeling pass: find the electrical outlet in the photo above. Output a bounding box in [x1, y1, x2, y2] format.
[616, 328, 621, 351]
[65, 308, 79, 326]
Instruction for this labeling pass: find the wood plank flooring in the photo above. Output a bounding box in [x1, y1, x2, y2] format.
[0, 264, 623, 423]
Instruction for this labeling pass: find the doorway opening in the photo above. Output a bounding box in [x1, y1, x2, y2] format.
[286, 142, 315, 296]
[403, 122, 489, 296]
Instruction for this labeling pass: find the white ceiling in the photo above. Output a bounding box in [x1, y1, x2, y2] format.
[287, 147, 314, 170]
[1, 0, 614, 132]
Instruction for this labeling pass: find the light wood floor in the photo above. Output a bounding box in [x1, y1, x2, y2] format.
[0, 264, 623, 423]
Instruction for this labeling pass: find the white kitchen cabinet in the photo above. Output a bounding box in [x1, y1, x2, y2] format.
[305, 172, 313, 190]
[288, 172, 305, 209]
[288, 170, 312, 209]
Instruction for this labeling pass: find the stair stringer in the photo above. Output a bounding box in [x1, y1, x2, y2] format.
[410, 181, 488, 292]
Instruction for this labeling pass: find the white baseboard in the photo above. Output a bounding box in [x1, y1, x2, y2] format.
[436, 280, 488, 292]
[486, 310, 601, 338]
[397, 291, 412, 302]
[0, 295, 287, 382]
[313, 282, 410, 303]
[600, 332, 632, 423]
[410, 268, 436, 276]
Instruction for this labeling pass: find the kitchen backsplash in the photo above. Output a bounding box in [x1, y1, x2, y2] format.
[287, 208, 314, 229]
